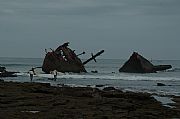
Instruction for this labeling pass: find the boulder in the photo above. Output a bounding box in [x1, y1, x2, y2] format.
[157, 83, 166, 86]
[0, 66, 18, 77]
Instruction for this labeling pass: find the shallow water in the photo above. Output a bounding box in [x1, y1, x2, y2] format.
[152, 95, 175, 108]
[1, 57, 180, 96]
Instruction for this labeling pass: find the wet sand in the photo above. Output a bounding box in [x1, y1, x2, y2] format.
[0, 79, 180, 119]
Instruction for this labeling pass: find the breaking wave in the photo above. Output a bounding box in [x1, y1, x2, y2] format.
[17, 72, 180, 81]
[1, 64, 35, 67]
[168, 68, 180, 72]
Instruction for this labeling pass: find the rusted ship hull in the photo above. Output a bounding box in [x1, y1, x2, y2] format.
[42, 43, 86, 73]
[42, 42, 104, 73]
[119, 52, 172, 73]
[153, 65, 172, 71]
[42, 52, 86, 73]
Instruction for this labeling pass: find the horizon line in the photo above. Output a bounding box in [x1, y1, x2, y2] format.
[0, 56, 180, 61]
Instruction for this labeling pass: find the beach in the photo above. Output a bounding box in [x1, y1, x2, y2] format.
[0, 79, 180, 119]
[1, 0, 180, 118]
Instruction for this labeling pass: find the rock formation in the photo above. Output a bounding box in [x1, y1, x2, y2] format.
[0, 66, 17, 77]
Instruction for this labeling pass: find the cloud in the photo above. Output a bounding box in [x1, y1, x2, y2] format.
[0, 0, 180, 59]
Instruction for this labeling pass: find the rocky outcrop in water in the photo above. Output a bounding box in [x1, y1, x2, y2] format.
[0, 66, 17, 77]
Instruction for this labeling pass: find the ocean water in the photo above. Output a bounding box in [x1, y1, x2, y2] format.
[0, 57, 180, 96]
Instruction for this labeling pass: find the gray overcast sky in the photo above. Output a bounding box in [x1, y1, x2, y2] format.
[0, 0, 180, 59]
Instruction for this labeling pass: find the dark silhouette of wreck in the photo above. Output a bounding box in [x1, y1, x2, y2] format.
[42, 42, 104, 73]
[119, 52, 172, 73]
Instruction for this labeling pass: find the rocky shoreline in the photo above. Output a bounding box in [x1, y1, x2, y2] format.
[0, 79, 180, 119]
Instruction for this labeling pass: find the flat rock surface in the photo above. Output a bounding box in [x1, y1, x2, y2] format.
[0, 80, 180, 119]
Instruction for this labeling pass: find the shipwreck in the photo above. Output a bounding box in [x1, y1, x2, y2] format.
[119, 52, 172, 73]
[42, 42, 104, 73]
